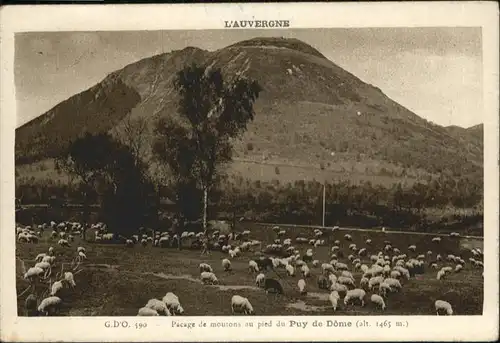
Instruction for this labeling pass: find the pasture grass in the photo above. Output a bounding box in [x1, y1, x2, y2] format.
[16, 225, 483, 316]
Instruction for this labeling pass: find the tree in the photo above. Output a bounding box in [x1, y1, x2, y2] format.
[113, 116, 150, 168]
[55, 132, 119, 239]
[57, 132, 158, 238]
[154, 64, 262, 232]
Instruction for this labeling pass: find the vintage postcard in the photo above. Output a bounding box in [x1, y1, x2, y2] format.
[0, 2, 498, 342]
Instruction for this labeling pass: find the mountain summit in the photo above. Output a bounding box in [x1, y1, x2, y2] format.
[16, 37, 482, 183]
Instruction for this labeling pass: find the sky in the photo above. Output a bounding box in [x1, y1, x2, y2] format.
[14, 28, 483, 128]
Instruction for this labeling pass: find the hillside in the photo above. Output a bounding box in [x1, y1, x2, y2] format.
[15, 37, 483, 185]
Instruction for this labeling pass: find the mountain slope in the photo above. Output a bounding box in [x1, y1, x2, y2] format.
[15, 37, 483, 183]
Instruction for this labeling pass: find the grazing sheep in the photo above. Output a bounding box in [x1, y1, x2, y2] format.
[301, 265, 311, 278]
[312, 260, 319, 267]
[455, 264, 463, 273]
[248, 260, 260, 273]
[41, 255, 55, 264]
[77, 246, 86, 254]
[298, 279, 307, 295]
[329, 291, 340, 311]
[255, 273, 265, 287]
[384, 278, 402, 291]
[390, 270, 401, 279]
[64, 272, 76, 287]
[379, 282, 392, 297]
[58, 239, 70, 247]
[436, 270, 446, 280]
[77, 251, 87, 262]
[368, 276, 385, 290]
[321, 263, 335, 275]
[37, 296, 62, 316]
[263, 278, 284, 295]
[35, 253, 47, 263]
[50, 280, 66, 296]
[344, 234, 352, 241]
[231, 295, 254, 315]
[337, 276, 355, 288]
[222, 258, 232, 271]
[328, 274, 338, 285]
[199, 263, 213, 273]
[344, 288, 366, 307]
[24, 267, 44, 280]
[126, 239, 134, 247]
[359, 276, 369, 289]
[145, 299, 171, 316]
[435, 300, 453, 315]
[137, 307, 159, 316]
[200, 271, 218, 285]
[285, 264, 295, 276]
[330, 282, 348, 294]
[371, 294, 386, 310]
[162, 292, 184, 315]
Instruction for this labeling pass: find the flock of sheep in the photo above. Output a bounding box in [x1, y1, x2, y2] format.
[20, 242, 86, 316]
[17, 219, 483, 316]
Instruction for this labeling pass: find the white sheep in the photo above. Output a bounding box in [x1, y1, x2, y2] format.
[222, 258, 232, 271]
[255, 273, 265, 287]
[301, 265, 311, 278]
[436, 270, 446, 280]
[328, 274, 338, 285]
[37, 296, 62, 315]
[77, 246, 86, 254]
[35, 253, 47, 263]
[371, 294, 386, 310]
[231, 295, 254, 315]
[297, 279, 307, 294]
[145, 298, 171, 316]
[200, 271, 219, 285]
[41, 255, 56, 264]
[77, 251, 87, 262]
[337, 276, 355, 288]
[24, 267, 44, 280]
[329, 290, 340, 311]
[344, 234, 352, 241]
[50, 280, 66, 296]
[137, 307, 159, 316]
[455, 264, 463, 273]
[162, 292, 184, 315]
[64, 272, 76, 287]
[384, 278, 402, 291]
[359, 276, 369, 289]
[344, 288, 366, 307]
[368, 276, 385, 290]
[390, 270, 401, 279]
[330, 282, 348, 294]
[199, 263, 213, 273]
[286, 264, 295, 276]
[435, 300, 453, 315]
[248, 260, 259, 273]
[58, 239, 70, 247]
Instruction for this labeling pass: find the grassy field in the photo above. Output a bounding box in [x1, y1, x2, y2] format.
[16, 223, 483, 316]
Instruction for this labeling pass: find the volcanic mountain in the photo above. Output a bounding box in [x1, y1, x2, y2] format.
[15, 37, 483, 184]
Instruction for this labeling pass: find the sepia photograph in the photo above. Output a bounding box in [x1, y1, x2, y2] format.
[1, 3, 498, 342]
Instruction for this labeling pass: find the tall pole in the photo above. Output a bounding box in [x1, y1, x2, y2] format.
[322, 182, 326, 227]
